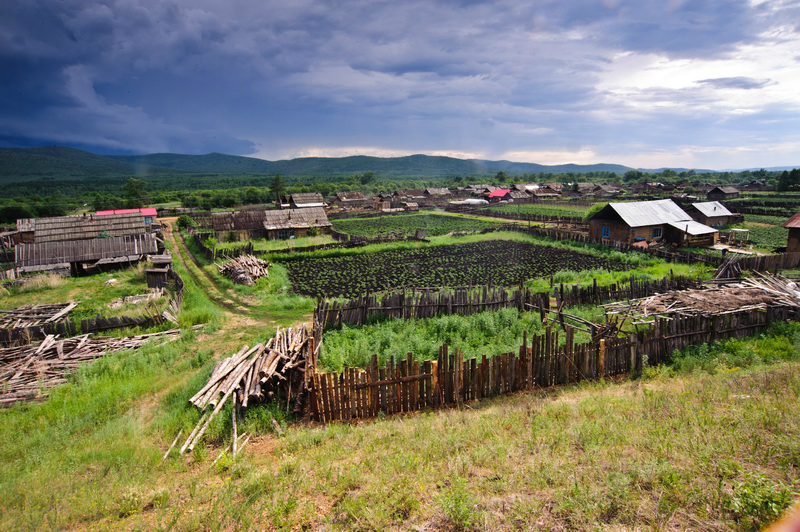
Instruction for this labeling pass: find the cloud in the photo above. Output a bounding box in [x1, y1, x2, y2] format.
[0, 0, 799, 168]
[697, 77, 771, 90]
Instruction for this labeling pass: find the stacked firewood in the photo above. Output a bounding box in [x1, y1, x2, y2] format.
[179, 325, 317, 455]
[217, 255, 270, 286]
[0, 328, 186, 406]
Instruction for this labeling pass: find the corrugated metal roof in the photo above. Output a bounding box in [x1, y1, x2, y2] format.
[691, 201, 732, 218]
[488, 189, 511, 198]
[667, 220, 718, 236]
[606, 199, 691, 228]
[95, 208, 158, 216]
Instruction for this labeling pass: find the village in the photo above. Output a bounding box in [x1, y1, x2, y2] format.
[2, 173, 800, 529]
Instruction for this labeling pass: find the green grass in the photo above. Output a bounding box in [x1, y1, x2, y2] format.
[489, 203, 592, 217]
[331, 213, 500, 238]
[215, 234, 337, 252]
[0, 264, 178, 325]
[320, 305, 603, 372]
[724, 222, 787, 251]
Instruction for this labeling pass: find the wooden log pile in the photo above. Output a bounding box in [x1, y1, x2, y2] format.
[0, 302, 78, 328]
[603, 274, 800, 320]
[0, 328, 186, 406]
[216, 254, 270, 286]
[180, 324, 317, 455]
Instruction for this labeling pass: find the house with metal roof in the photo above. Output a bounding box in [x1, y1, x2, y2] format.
[588, 199, 718, 247]
[685, 201, 734, 227]
[783, 212, 800, 252]
[707, 186, 740, 201]
[288, 193, 325, 209]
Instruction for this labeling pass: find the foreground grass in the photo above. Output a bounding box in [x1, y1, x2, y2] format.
[2, 321, 798, 530]
[109, 358, 800, 532]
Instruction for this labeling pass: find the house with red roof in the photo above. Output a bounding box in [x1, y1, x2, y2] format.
[95, 208, 157, 226]
[485, 188, 511, 202]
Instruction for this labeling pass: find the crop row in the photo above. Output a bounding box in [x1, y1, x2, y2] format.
[489, 203, 591, 217]
[278, 240, 629, 298]
[331, 213, 499, 238]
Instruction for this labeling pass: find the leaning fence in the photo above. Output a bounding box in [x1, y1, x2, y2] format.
[308, 305, 798, 422]
[315, 276, 704, 330]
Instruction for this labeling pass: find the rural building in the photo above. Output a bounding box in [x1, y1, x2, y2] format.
[329, 192, 372, 209]
[485, 189, 510, 202]
[508, 190, 530, 201]
[590, 184, 620, 197]
[685, 201, 734, 227]
[783, 212, 800, 252]
[212, 207, 331, 240]
[588, 199, 717, 247]
[96, 208, 157, 226]
[15, 233, 158, 274]
[16, 212, 150, 244]
[707, 186, 740, 201]
[288, 193, 325, 209]
[423, 188, 451, 198]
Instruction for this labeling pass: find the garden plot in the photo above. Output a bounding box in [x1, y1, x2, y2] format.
[278, 240, 629, 298]
[331, 213, 500, 238]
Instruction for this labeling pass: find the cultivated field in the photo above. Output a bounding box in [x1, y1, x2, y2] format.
[278, 239, 630, 298]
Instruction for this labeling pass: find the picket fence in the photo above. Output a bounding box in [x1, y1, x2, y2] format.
[308, 306, 798, 422]
[315, 277, 702, 330]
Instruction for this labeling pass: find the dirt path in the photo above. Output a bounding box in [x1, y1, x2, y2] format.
[161, 217, 248, 312]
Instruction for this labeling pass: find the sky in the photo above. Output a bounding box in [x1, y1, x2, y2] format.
[1, 0, 800, 170]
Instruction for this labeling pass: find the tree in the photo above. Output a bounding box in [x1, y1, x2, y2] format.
[359, 171, 376, 185]
[495, 171, 508, 184]
[122, 178, 148, 207]
[269, 174, 286, 202]
[623, 170, 643, 183]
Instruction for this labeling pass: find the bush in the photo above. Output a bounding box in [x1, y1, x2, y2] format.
[176, 215, 195, 230]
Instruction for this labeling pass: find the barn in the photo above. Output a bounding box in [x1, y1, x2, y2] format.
[17, 212, 149, 244]
[589, 199, 717, 247]
[288, 193, 325, 209]
[706, 186, 740, 201]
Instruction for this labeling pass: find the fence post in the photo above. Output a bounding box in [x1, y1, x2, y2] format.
[598, 338, 606, 377]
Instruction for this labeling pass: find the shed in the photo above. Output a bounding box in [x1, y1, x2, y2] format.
[424, 188, 451, 197]
[783, 212, 800, 252]
[686, 201, 734, 227]
[96, 208, 157, 226]
[485, 189, 511, 202]
[330, 191, 372, 208]
[707, 186, 740, 201]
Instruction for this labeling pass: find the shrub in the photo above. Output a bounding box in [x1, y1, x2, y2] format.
[176, 214, 195, 230]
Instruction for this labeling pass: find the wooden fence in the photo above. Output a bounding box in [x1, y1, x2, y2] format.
[308, 306, 798, 422]
[315, 276, 703, 329]
[0, 269, 185, 347]
[445, 205, 586, 226]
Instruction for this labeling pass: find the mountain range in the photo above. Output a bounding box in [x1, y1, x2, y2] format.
[0, 145, 731, 184]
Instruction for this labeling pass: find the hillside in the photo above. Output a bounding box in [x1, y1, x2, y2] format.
[0, 146, 181, 180]
[0, 146, 637, 184]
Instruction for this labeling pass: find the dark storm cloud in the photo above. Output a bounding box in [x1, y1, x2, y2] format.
[0, 0, 797, 167]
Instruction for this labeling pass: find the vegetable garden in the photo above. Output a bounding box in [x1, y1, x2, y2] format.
[278, 239, 629, 297]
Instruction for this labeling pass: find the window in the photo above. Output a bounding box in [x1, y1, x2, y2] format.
[652, 227, 663, 239]
[602, 226, 610, 238]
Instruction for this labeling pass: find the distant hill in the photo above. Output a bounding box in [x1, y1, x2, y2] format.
[0, 146, 182, 180]
[110, 152, 635, 177]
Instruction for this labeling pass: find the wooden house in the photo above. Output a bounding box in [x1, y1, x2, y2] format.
[588, 199, 717, 247]
[212, 208, 331, 240]
[329, 191, 372, 209]
[783, 212, 800, 252]
[17, 212, 148, 244]
[288, 193, 325, 209]
[15, 233, 158, 274]
[707, 186, 740, 201]
[423, 188, 451, 198]
[96, 207, 157, 226]
[485, 189, 511, 202]
[685, 201, 734, 227]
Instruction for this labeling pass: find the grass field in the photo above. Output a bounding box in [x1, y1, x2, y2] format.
[2, 323, 797, 530]
[332, 213, 501, 237]
[0, 221, 796, 530]
[489, 202, 594, 218]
